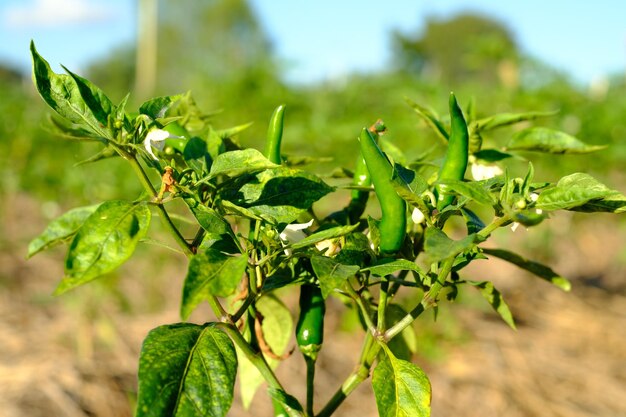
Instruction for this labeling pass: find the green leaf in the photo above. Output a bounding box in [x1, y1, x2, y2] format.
[185, 201, 239, 253]
[468, 281, 516, 329]
[204, 149, 278, 180]
[424, 228, 480, 263]
[507, 127, 607, 154]
[472, 110, 557, 132]
[473, 149, 513, 163]
[437, 179, 494, 207]
[139, 94, 182, 119]
[136, 323, 237, 417]
[28, 204, 100, 258]
[55, 201, 151, 295]
[289, 224, 359, 250]
[31, 42, 113, 139]
[361, 259, 423, 277]
[372, 345, 431, 417]
[267, 388, 305, 417]
[181, 249, 248, 320]
[238, 296, 293, 409]
[536, 173, 626, 213]
[310, 255, 360, 299]
[392, 165, 429, 208]
[405, 97, 448, 142]
[482, 248, 570, 291]
[221, 167, 333, 225]
[460, 208, 486, 235]
[61, 65, 115, 129]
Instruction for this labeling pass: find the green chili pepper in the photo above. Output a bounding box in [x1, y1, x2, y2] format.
[265, 104, 286, 164]
[359, 127, 406, 254]
[347, 121, 387, 224]
[295, 284, 325, 360]
[436, 93, 469, 211]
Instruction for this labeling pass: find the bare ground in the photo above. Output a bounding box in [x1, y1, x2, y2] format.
[1, 194, 625, 417]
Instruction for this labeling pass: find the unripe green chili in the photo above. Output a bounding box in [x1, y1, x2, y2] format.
[358, 127, 406, 254]
[265, 104, 286, 164]
[347, 121, 387, 224]
[436, 93, 469, 211]
[295, 284, 325, 360]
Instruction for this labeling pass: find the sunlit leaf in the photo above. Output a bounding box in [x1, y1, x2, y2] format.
[372, 345, 431, 417]
[536, 173, 626, 213]
[55, 201, 151, 295]
[469, 280, 516, 329]
[507, 127, 607, 154]
[136, 323, 237, 417]
[181, 249, 247, 319]
[482, 248, 570, 291]
[28, 204, 100, 258]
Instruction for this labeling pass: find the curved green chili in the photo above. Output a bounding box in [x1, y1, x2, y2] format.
[265, 104, 286, 164]
[347, 121, 387, 224]
[436, 93, 469, 211]
[359, 127, 406, 254]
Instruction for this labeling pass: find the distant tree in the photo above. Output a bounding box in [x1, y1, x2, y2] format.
[392, 13, 520, 87]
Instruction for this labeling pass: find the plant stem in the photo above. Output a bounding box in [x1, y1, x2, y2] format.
[344, 284, 376, 335]
[376, 276, 389, 334]
[305, 356, 316, 416]
[316, 341, 381, 417]
[384, 257, 453, 341]
[478, 214, 511, 239]
[124, 152, 194, 256]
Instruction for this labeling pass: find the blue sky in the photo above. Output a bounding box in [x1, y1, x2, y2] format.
[1, 0, 625, 86]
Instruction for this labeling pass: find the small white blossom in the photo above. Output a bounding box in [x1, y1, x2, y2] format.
[529, 193, 539, 202]
[279, 220, 314, 255]
[411, 207, 425, 224]
[143, 128, 181, 160]
[511, 222, 520, 232]
[471, 163, 503, 181]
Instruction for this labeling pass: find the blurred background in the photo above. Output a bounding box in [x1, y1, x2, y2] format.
[1, 1, 625, 416]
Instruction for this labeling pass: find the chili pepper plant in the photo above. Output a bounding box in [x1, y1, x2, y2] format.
[27, 41, 626, 417]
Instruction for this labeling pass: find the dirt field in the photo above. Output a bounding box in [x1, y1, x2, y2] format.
[1, 194, 625, 417]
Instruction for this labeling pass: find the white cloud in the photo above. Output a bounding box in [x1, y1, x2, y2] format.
[4, 0, 114, 28]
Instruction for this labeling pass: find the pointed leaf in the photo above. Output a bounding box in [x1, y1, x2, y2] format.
[31, 42, 112, 139]
[372, 345, 431, 417]
[136, 323, 237, 417]
[405, 97, 448, 142]
[181, 249, 247, 319]
[469, 281, 516, 329]
[424, 228, 480, 263]
[139, 94, 182, 119]
[28, 204, 100, 258]
[289, 224, 359, 250]
[55, 201, 151, 294]
[472, 110, 557, 132]
[361, 259, 423, 277]
[185, 201, 239, 253]
[221, 167, 334, 225]
[204, 149, 278, 180]
[536, 173, 626, 212]
[62, 65, 115, 128]
[482, 248, 570, 291]
[507, 127, 607, 154]
[437, 179, 495, 206]
[310, 255, 360, 299]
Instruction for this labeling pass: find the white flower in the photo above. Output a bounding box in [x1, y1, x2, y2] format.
[279, 220, 314, 255]
[411, 207, 425, 224]
[279, 219, 314, 243]
[511, 222, 520, 232]
[143, 128, 182, 160]
[529, 193, 539, 202]
[471, 163, 503, 181]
